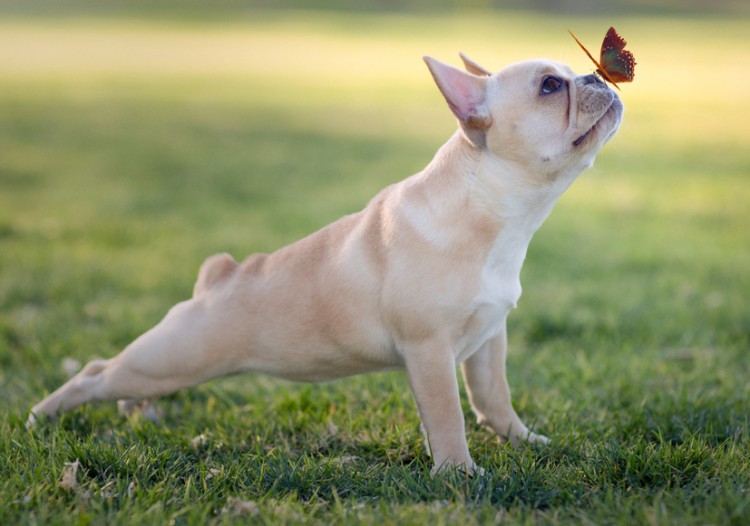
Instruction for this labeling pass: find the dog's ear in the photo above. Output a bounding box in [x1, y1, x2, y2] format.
[423, 56, 492, 147]
[459, 52, 492, 77]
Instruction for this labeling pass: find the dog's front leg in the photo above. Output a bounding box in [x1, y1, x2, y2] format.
[461, 323, 549, 446]
[404, 340, 476, 474]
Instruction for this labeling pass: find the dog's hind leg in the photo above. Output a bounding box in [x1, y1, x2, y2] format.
[27, 298, 231, 427]
[27, 254, 241, 428]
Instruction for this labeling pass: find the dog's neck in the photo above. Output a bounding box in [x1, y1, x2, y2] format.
[413, 131, 584, 294]
[424, 131, 579, 231]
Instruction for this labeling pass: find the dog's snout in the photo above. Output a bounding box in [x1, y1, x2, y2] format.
[576, 73, 610, 95]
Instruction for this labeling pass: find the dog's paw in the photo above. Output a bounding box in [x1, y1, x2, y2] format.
[25, 409, 49, 430]
[505, 427, 551, 448]
[431, 463, 486, 479]
[430, 457, 483, 477]
[25, 412, 38, 429]
[526, 431, 550, 445]
[26, 400, 56, 429]
[472, 464, 486, 477]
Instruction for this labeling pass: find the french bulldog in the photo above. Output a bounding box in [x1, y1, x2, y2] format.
[28, 53, 623, 474]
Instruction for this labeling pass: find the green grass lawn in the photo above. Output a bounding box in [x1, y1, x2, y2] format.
[1, 8, 749, 525]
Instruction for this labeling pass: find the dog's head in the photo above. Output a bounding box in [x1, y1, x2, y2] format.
[424, 54, 623, 181]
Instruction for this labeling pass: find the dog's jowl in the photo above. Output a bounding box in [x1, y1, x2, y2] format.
[29, 54, 623, 474]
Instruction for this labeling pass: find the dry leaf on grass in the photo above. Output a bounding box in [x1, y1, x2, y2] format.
[191, 434, 210, 451]
[222, 498, 260, 516]
[205, 467, 221, 481]
[59, 460, 80, 492]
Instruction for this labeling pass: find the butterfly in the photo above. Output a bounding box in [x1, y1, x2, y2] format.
[568, 27, 636, 90]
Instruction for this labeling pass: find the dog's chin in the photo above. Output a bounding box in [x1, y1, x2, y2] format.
[573, 95, 623, 149]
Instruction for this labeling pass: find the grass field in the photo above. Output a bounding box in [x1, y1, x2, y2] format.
[1, 7, 749, 525]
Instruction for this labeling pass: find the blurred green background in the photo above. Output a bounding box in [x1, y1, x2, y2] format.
[1, 0, 747, 341]
[1, 1, 749, 523]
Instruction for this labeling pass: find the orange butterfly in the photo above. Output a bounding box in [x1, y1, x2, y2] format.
[568, 27, 636, 90]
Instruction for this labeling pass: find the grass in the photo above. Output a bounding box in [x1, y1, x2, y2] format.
[1, 7, 749, 525]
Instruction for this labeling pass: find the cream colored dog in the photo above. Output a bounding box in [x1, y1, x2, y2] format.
[28, 54, 622, 474]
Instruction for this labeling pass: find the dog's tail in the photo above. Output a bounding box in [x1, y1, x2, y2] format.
[193, 252, 238, 298]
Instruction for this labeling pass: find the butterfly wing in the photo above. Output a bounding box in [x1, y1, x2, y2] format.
[568, 29, 621, 89]
[599, 27, 636, 84]
[600, 27, 627, 56]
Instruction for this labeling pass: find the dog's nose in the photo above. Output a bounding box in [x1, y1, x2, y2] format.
[581, 74, 604, 86]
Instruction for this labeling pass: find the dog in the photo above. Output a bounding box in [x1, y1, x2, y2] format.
[28, 53, 623, 474]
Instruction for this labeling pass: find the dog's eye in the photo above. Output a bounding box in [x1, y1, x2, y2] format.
[541, 76, 563, 95]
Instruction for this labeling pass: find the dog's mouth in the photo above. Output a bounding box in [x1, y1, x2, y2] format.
[572, 95, 622, 148]
[572, 124, 596, 147]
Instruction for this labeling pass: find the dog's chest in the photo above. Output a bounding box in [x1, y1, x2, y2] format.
[454, 224, 533, 362]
